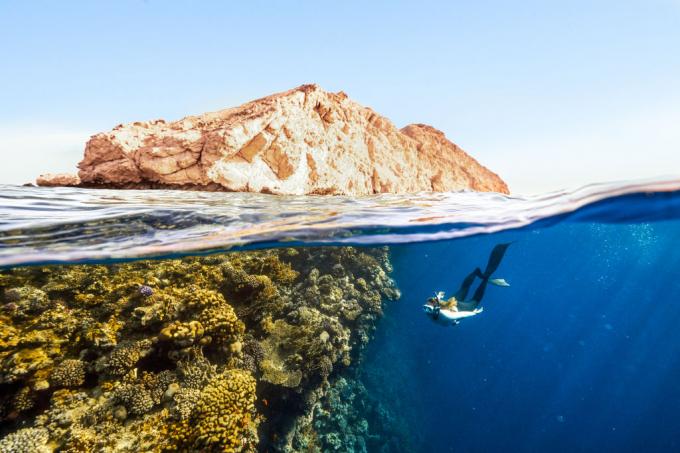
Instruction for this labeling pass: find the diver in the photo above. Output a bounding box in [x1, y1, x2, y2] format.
[423, 243, 511, 325]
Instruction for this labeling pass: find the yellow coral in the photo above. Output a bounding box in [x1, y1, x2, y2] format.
[0, 319, 20, 350]
[1, 348, 53, 384]
[50, 359, 86, 388]
[169, 369, 258, 452]
[181, 287, 226, 310]
[159, 320, 205, 347]
[198, 299, 244, 345]
[260, 358, 302, 388]
[61, 427, 98, 453]
[0, 246, 400, 452]
[12, 386, 36, 413]
[255, 254, 299, 285]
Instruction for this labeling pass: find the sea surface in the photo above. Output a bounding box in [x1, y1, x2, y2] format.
[2, 177, 680, 452]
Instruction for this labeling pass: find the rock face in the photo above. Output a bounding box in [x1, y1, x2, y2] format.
[36, 173, 81, 187]
[76, 84, 509, 195]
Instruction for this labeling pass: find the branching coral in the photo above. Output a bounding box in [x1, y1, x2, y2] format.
[177, 350, 217, 390]
[3, 286, 49, 319]
[114, 383, 156, 416]
[0, 427, 50, 453]
[50, 359, 87, 388]
[96, 340, 153, 377]
[12, 386, 36, 413]
[258, 309, 345, 388]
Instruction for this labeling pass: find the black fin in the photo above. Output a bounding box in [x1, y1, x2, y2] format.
[453, 243, 511, 309]
[471, 278, 489, 305]
[453, 267, 484, 301]
[482, 243, 511, 278]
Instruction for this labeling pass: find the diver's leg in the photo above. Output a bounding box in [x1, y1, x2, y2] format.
[453, 267, 484, 301]
[457, 279, 489, 311]
[482, 243, 511, 277]
[454, 244, 510, 311]
[470, 278, 489, 307]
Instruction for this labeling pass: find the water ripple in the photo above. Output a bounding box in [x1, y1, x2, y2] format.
[1, 177, 680, 267]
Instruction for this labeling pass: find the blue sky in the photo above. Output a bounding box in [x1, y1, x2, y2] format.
[1, 0, 679, 193]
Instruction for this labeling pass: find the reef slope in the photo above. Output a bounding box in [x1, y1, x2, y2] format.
[39, 84, 508, 195]
[0, 247, 401, 452]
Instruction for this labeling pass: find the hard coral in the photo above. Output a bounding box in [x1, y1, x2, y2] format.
[177, 350, 216, 390]
[96, 340, 153, 377]
[3, 286, 49, 318]
[0, 246, 401, 452]
[50, 359, 87, 388]
[0, 427, 50, 453]
[113, 383, 155, 416]
[159, 320, 205, 347]
[170, 369, 258, 452]
[1, 347, 54, 384]
[12, 386, 36, 413]
[199, 300, 244, 345]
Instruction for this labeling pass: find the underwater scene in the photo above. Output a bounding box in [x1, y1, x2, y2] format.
[1, 179, 680, 452]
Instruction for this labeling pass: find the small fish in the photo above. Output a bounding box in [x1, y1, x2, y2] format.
[489, 278, 510, 287]
[262, 399, 269, 407]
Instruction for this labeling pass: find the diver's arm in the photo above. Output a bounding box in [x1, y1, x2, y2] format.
[440, 307, 479, 321]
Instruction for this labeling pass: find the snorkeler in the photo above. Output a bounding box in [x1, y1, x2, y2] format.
[423, 243, 511, 325]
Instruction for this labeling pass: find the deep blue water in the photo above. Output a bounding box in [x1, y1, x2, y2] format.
[364, 220, 680, 452]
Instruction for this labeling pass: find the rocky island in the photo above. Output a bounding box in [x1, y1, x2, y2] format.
[37, 84, 508, 195]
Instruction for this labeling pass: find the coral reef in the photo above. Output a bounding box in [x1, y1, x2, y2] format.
[0, 246, 400, 451]
[50, 359, 86, 388]
[169, 369, 258, 452]
[0, 427, 50, 453]
[300, 373, 417, 453]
